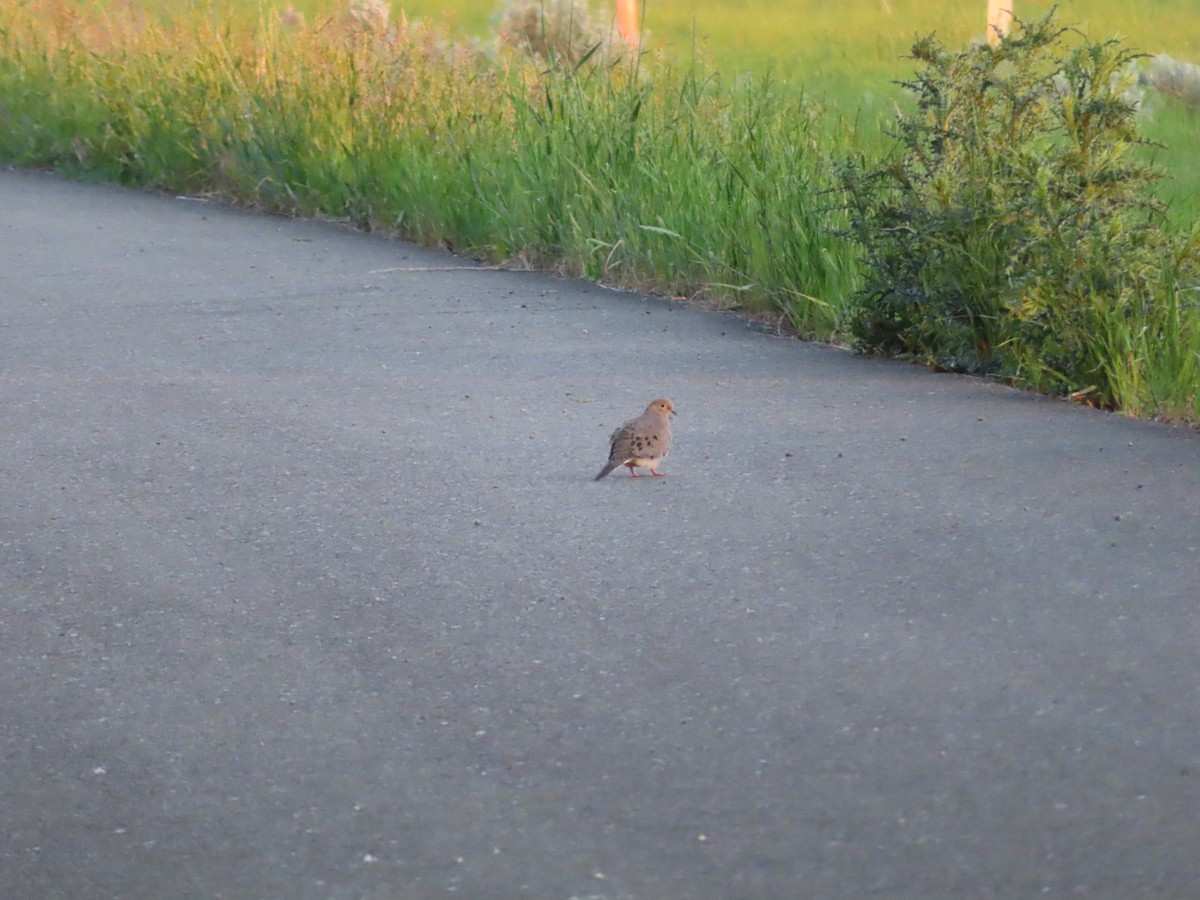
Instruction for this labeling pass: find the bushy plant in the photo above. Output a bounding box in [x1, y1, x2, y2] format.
[839, 11, 1199, 406]
[1143, 53, 1200, 113]
[492, 0, 612, 66]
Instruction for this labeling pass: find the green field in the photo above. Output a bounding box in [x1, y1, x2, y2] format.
[1, 0, 1197, 419]
[269, 0, 1200, 73]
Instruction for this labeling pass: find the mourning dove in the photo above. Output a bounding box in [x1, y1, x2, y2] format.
[594, 398, 676, 480]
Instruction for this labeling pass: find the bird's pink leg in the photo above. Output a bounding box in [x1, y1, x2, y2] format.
[650, 469, 665, 477]
[626, 463, 638, 477]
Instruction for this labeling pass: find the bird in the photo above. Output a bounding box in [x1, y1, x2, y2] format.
[595, 398, 676, 480]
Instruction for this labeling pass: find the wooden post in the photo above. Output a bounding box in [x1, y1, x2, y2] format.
[987, 0, 1012, 46]
[616, 0, 639, 47]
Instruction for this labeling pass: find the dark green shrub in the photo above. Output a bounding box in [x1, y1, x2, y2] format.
[839, 11, 1197, 405]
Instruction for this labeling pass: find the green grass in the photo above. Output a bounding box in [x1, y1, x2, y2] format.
[0, 0, 1197, 421]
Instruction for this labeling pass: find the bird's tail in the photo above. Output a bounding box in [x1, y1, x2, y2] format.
[594, 462, 619, 481]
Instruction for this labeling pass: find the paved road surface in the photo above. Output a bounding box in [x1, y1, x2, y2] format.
[2, 169, 1199, 898]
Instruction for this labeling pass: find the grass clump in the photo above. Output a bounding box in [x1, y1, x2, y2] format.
[840, 11, 1200, 416]
[492, 0, 611, 66]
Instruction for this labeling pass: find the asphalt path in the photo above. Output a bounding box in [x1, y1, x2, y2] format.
[2, 168, 1199, 899]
